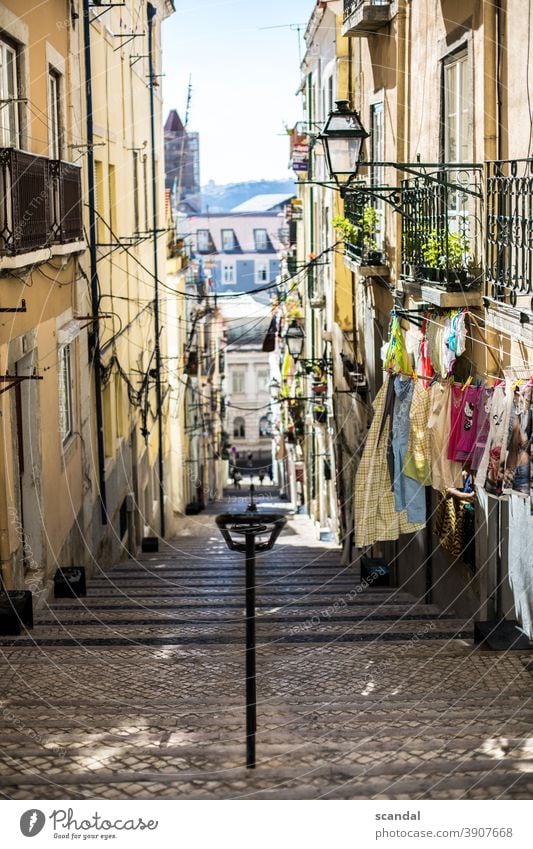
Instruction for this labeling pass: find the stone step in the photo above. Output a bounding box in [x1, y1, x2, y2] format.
[0, 755, 530, 791]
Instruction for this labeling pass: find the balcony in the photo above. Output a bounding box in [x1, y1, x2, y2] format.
[486, 159, 533, 304]
[343, 193, 389, 275]
[0, 148, 83, 267]
[400, 167, 483, 307]
[342, 0, 394, 37]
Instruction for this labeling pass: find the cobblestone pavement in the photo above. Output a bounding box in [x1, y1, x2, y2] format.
[0, 489, 532, 800]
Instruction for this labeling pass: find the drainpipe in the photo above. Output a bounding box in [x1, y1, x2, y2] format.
[147, 2, 165, 538]
[82, 0, 107, 524]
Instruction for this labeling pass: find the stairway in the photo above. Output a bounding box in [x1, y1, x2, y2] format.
[0, 496, 532, 799]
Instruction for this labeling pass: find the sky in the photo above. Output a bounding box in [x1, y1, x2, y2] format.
[162, 0, 316, 186]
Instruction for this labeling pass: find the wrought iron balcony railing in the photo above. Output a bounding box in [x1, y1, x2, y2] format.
[486, 159, 533, 301]
[49, 159, 83, 245]
[343, 0, 390, 18]
[344, 193, 385, 267]
[400, 167, 483, 289]
[0, 148, 83, 256]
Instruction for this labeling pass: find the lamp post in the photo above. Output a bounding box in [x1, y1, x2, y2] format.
[284, 319, 305, 361]
[320, 100, 369, 197]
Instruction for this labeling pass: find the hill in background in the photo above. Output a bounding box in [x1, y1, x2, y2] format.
[201, 179, 295, 212]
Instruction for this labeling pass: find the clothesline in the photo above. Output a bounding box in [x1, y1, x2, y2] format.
[394, 307, 533, 377]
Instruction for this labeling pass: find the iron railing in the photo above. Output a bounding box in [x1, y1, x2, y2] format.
[344, 192, 385, 265]
[0, 148, 49, 254]
[49, 160, 83, 244]
[343, 0, 390, 20]
[400, 167, 483, 287]
[486, 159, 533, 300]
[0, 148, 83, 255]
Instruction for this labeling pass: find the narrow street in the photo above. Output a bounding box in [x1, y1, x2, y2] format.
[0, 490, 532, 800]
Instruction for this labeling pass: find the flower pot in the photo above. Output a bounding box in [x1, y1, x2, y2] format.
[312, 383, 327, 395]
[313, 409, 328, 424]
[364, 250, 384, 266]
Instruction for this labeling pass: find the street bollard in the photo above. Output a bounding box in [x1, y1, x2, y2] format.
[216, 511, 287, 768]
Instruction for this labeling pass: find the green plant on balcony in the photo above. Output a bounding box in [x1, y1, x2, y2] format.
[420, 228, 471, 287]
[333, 206, 383, 265]
[332, 214, 360, 244]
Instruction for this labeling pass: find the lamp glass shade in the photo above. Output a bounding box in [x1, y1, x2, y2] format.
[321, 101, 369, 189]
[285, 320, 305, 360]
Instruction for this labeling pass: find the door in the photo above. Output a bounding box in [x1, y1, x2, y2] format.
[15, 351, 44, 588]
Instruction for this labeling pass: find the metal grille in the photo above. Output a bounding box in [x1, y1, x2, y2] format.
[343, 192, 365, 263]
[343, 0, 389, 20]
[400, 167, 483, 287]
[0, 148, 49, 254]
[0, 149, 83, 255]
[486, 159, 533, 299]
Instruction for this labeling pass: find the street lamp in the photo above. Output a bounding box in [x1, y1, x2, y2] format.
[284, 319, 305, 361]
[320, 100, 369, 197]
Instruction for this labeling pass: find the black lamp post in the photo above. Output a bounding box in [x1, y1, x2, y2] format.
[320, 100, 369, 197]
[284, 319, 305, 361]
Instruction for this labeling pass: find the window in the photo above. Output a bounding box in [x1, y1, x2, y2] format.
[49, 69, 61, 159]
[443, 52, 470, 221]
[108, 164, 117, 235]
[132, 151, 140, 233]
[223, 264, 234, 284]
[58, 344, 74, 443]
[254, 229, 268, 251]
[0, 39, 19, 147]
[256, 369, 269, 392]
[197, 229, 210, 252]
[256, 263, 268, 283]
[233, 416, 245, 438]
[370, 102, 384, 250]
[444, 52, 469, 164]
[94, 160, 105, 243]
[232, 370, 245, 394]
[142, 154, 149, 232]
[259, 416, 271, 438]
[221, 229, 235, 251]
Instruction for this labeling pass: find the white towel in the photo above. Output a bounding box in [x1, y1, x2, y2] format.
[508, 494, 533, 640]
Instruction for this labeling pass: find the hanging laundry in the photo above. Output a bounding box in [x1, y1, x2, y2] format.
[507, 493, 533, 640]
[383, 315, 412, 375]
[418, 320, 434, 387]
[470, 386, 493, 471]
[434, 492, 469, 558]
[392, 376, 426, 523]
[403, 379, 432, 485]
[476, 381, 514, 496]
[428, 381, 463, 491]
[504, 385, 532, 496]
[426, 314, 447, 378]
[448, 383, 482, 463]
[354, 375, 426, 548]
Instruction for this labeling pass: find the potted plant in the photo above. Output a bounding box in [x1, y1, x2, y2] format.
[361, 205, 383, 265]
[420, 228, 470, 287]
[313, 404, 328, 424]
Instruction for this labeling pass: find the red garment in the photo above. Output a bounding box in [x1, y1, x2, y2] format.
[448, 383, 481, 463]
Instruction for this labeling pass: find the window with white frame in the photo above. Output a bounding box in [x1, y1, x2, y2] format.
[443, 51, 470, 220]
[232, 370, 245, 394]
[197, 229, 210, 252]
[254, 229, 268, 251]
[256, 369, 269, 392]
[0, 38, 20, 148]
[223, 264, 234, 284]
[49, 69, 61, 159]
[58, 343, 74, 443]
[233, 416, 245, 438]
[444, 52, 469, 164]
[256, 263, 268, 283]
[221, 229, 235, 251]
